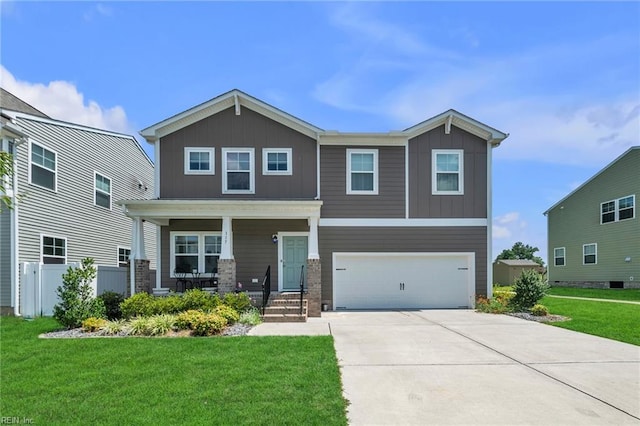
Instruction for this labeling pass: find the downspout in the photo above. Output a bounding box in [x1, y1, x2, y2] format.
[486, 141, 494, 301]
[13, 137, 27, 316]
[315, 134, 321, 200]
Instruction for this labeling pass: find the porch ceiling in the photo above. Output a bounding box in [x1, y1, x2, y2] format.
[116, 199, 323, 226]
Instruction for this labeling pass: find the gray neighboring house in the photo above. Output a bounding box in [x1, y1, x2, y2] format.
[120, 89, 508, 316]
[492, 259, 544, 286]
[0, 88, 156, 315]
[545, 146, 639, 289]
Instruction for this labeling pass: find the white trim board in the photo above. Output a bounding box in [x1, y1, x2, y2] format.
[319, 218, 487, 227]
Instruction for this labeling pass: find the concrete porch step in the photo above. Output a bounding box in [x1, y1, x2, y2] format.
[262, 296, 308, 322]
[262, 313, 307, 323]
[263, 305, 307, 316]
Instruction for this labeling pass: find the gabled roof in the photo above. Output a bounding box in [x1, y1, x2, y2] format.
[140, 89, 324, 142]
[495, 259, 542, 266]
[544, 146, 639, 215]
[404, 109, 509, 146]
[0, 88, 50, 118]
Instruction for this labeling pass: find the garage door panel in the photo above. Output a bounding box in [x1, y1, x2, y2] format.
[334, 253, 473, 310]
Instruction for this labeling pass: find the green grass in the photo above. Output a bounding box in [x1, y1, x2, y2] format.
[547, 286, 640, 301]
[0, 317, 347, 425]
[541, 296, 640, 346]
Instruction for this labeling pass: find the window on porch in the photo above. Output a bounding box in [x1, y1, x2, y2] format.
[170, 232, 221, 276]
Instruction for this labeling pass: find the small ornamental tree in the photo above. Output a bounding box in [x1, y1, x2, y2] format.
[53, 258, 106, 329]
[511, 269, 549, 310]
[1, 151, 15, 210]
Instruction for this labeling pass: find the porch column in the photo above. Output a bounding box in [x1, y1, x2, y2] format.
[218, 216, 236, 294]
[308, 216, 320, 260]
[129, 217, 150, 296]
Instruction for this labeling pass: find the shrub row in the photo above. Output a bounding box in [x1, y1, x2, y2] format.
[478, 270, 549, 315]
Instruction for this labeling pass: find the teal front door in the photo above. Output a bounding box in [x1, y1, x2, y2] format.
[282, 236, 307, 291]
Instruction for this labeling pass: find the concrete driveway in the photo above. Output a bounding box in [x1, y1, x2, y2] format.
[251, 310, 640, 425]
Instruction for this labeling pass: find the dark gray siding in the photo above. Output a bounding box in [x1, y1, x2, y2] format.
[0, 208, 11, 306]
[160, 219, 308, 291]
[320, 145, 405, 218]
[160, 107, 317, 199]
[319, 226, 488, 305]
[409, 125, 487, 218]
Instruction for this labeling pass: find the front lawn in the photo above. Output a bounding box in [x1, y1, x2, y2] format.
[547, 286, 640, 302]
[0, 317, 347, 425]
[541, 296, 640, 346]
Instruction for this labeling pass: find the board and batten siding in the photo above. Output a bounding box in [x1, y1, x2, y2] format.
[12, 118, 156, 272]
[319, 145, 405, 218]
[548, 148, 639, 284]
[318, 226, 488, 306]
[160, 219, 308, 291]
[159, 106, 317, 199]
[409, 125, 488, 218]
[0, 208, 11, 306]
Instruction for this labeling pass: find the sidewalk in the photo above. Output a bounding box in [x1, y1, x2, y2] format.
[546, 295, 640, 305]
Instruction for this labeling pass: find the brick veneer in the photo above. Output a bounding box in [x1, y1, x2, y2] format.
[306, 258, 321, 317]
[217, 259, 236, 294]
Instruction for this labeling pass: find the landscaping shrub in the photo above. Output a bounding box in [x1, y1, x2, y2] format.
[531, 304, 549, 316]
[222, 292, 252, 312]
[120, 292, 155, 319]
[147, 314, 177, 336]
[153, 294, 186, 315]
[494, 290, 515, 306]
[176, 310, 227, 336]
[182, 289, 218, 311]
[475, 296, 511, 314]
[128, 317, 153, 336]
[214, 305, 240, 324]
[53, 258, 106, 329]
[238, 307, 262, 326]
[102, 319, 128, 336]
[81, 317, 107, 332]
[511, 270, 549, 310]
[97, 291, 124, 320]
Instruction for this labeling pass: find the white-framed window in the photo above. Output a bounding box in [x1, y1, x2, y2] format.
[41, 235, 66, 264]
[554, 247, 566, 266]
[222, 148, 254, 193]
[346, 149, 378, 194]
[263, 148, 292, 175]
[601, 195, 634, 224]
[170, 232, 221, 276]
[184, 147, 215, 175]
[30, 141, 57, 191]
[432, 149, 464, 195]
[583, 243, 597, 265]
[94, 172, 112, 209]
[118, 246, 131, 267]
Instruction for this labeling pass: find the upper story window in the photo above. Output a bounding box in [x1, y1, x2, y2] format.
[554, 247, 565, 266]
[30, 142, 57, 191]
[601, 195, 635, 223]
[184, 147, 215, 175]
[118, 246, 131, 267]
[170, 232, 221, 276]
[42, 235, 66, 264]
[432, 149, 464, 195]
[347, 149, 378, 195]
[263, 148, 292, 175]
[95, 172, 111, 209]
[222, 148, 254, 194]
[583, 243, 597, 265]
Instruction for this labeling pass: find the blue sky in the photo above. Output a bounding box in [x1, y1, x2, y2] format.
[2, 1, 639, 263]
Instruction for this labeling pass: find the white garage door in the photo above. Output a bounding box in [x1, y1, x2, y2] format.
[333, 252, 475, 310]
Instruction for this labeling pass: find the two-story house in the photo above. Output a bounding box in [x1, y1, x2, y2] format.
[120, 89, 508, 316]
[545, 146, 639, 288]
[0, 88, 157, 315]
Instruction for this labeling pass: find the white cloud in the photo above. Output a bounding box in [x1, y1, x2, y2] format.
[83, 3, 113, 22]
[493, 212, 526, 240]
[1, 66, 134, 135]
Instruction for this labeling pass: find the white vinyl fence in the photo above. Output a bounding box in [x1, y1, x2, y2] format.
[20, 263, 128, 317]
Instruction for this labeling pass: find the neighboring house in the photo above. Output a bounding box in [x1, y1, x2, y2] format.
[119, 89, 508, 316]
[493, 259, 544, 286]
[545, 146, 639, 289]
[0, 88, 156, 315]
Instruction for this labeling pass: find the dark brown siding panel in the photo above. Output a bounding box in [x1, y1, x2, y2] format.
[160, 219, 308, 291]
[320, 145, 405, 218]
[319, 226, 487, 304]
[409, 125, 487, 218]
[160, 106, 317, 199]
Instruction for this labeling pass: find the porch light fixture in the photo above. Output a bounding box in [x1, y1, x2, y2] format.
[271, 234, 278, 244]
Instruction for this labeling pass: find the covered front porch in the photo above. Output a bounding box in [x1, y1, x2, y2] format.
[119, 199, 323, 316]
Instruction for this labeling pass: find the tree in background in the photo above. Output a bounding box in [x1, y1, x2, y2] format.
[496, 241, 544, 266]
[0, 151, 14, 210]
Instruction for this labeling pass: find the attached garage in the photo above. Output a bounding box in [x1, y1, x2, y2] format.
[332, 252, 475, 310]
